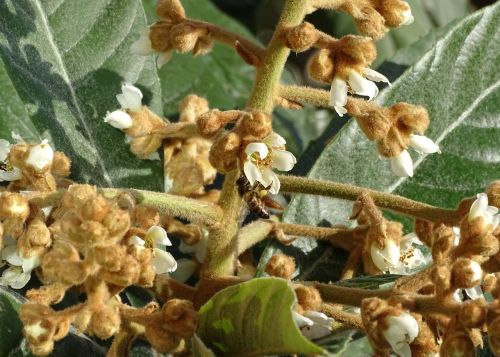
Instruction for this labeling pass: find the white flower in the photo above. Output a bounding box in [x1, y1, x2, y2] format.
[25, 139, 54, 172]
[370, 239, 400, 273]
[293, 311, 333, 340]
[129, 226, 177, 274]
[390, 233, 428, 275]
[329, 69, 390, 116]
[0, 139, 11, 162]
[468, 193, 499, 231]
[179, 228, 208, 263]
[390, 150, 414, 177]
[116, 83, 143, 112]
[401, 8, 414, 26]
[104, 110, 133, 130]
[0, 236, 41, 289]
[382, 312, 419, 357]
[131, 29, 172, 68]
[243, 133, 296, 195]
[409, 135, 440, 154]
[0, 139, 22, 182]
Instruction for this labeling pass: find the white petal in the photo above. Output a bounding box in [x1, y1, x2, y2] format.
[293, 312, 314, 328]
[128, 235, 146, 246]
[383, 313, 418, 357]
[452, 227, 461, 246]
[130, 29, 155, 55]
[104, 110, 133, 130]
[2, 245, 23, 266]
[409, 135, 441, 154]
[469, 193, 489, 222]
[329, 77, 348, 116]
[243, 160, 262, 186]
[145, 152, 161, 161]
[117, 83, 143, 112]
[301, 323, 332, 340]
[11, 132, 24, 143]
[146, 226, 172, 247]
[20, 253, 41, 273]
[261, 168, 280, 195]
[272, 150, 296, 172]
[153, 248, 177, 274]
[465, 285, 484, 300]
[179, 241, 198, 254]
[263, 133, 286, 148]
[303, 311, 334, 326]
[25, 140, 54, 171]
[0, 167, 22, 182]
[1, 266, 31, 289]
[348, 70, 379, 100]
[390, 150, 414, 177]
[468, 260, 482, 281]
[0, 139, 11, 162]
[364, 68, 391, 85]
[157, 51, 173, 68]
[400, 232, 424, 251]
[492, 215, 500, 231]
[370, 240, 400, 272]
[452, 289, 464, 302]
[170, 258, 198, 282]
[401, 8, 414, 26]
[245, 142, 268, 160]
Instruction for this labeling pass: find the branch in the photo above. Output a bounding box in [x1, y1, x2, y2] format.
[321, 303, 364, 331]
[185, 19, 265, 62]
[29, 188, 223, 227]
[237, 220, 274, 255]
[278, 175, 462, 224]
[315, 282, 392, 307]
[308, 0, 347, 10]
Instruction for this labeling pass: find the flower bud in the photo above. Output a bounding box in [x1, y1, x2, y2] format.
[170, 24, 205, 53]
[238, 111, 272, 140]
[452, 258, 482, 289]
[197, 110, 227, 137]
[440, 329, 475, 357]
[89, 306, 121, 339]
[51, 151, 71, 177]
[103, 208, 131, 238]
[0, 193, 29, 220]
[94, 245, 126, 272]
[25, 219, 51, 247]
[209, 131, 241, 173]
[265, 254, 296, 279]
[81, 196, 110, 222]
[104, 110, 133, 130]
[294, 284, 322, 312]
[374, 0, 414, 27]
[133, 205, 160, 229]
[370, 239, 400, 272]
[488, 317, 500, 356]
[307, 49, 334, 83]
[459, 300, 486, 329]
[179, 95, 209, 123]
[486, 180, 500, 209]
[285, 22, 319, 52]
[130, 135, 163, 159]
[149, 21, 174, 53]
[382, 312, 419, 357]
[156, 0, 185, 21]
[162, 299, 198, 338]
[145, 324, 182, 353]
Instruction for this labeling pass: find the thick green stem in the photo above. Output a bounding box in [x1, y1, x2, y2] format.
[203, 170, 242, 277]
[279, 175, 462, 224]
[247, 0, 308, 112]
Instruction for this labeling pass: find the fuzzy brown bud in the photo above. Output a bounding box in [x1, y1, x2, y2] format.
[452, 258, 482, 289]
[238, 111, 273, 140]
[459, 300, 487, 329]
[103, 208, 131, 238]
[440, 329, 476, 357]
[307, 49, 334, 83]
[170, 24, 206, 53]
[209, 131, 240, 173]
[51, 151, 71, 177]
[0, 192, 29, 220]
[145, 324, 182, 353]
[133, 205, 160, 229]
[162, 299, 198, 338]
[486, 180, 500, 209]
[488, 317, 500, 356]
[149, 21, 174, 53]
[294, 284, 322, 312]
[285, 22, 319, 52]
[265, 254, 296, 279]
[94, 245, 126, 272]
[89, 306, 121, 339]
[389, 103, 429, 137]
[179, 95, 209, 123]
[25, 219, 51, 247]
[156, 0, 185, 21]
[81, 196, 110, 222]
[373, 0, 412, 27]
[341, 3, 387, 40]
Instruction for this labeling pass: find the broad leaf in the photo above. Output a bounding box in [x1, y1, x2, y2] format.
[197, 277, 324, 356]
[285, 3, 500, 230]
[0, 0, 163, 190]
[0, 287, 24, 356]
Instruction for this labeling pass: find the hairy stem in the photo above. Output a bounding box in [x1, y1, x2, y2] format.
[309, 0, 347, 10]
[315, 283, 392, 307]
[321, 303, 364, 330]
[279, 85, 368, 110]
[279, 175, 461, 224]
[247, 0, 309, 112]
[203, 170, 242, 277]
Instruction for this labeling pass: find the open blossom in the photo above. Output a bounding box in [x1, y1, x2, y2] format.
[370, 239, 400, 273]
[389, 136, 440, 178]
[0, 139, 22, 182]
[25, 139, 54, 172]
[129, 226, 177, 274]
[293, 311, 333, 340]
[389, 233, 428, 275]
[468, 193, 499, 231]
[104, 83, 143, 130]
[0, 236, 41, 289]
[330, 68, 390, 117]
[382, 312, 419, 357]
[243, 133, 296, 195]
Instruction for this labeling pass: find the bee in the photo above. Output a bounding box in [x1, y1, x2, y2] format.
[0, 161, 10, 171]
[236, 174, 283, 219]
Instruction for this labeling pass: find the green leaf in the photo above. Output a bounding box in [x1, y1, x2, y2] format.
[0, 287, 24, 357]
[420, 0, 471, 27]
[157, 0, 256, 115]
[191, 334, 216, 357]
[197, 277, 324, 356]
[285, 3, 500, 230]
[0, 0, 163, 190]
